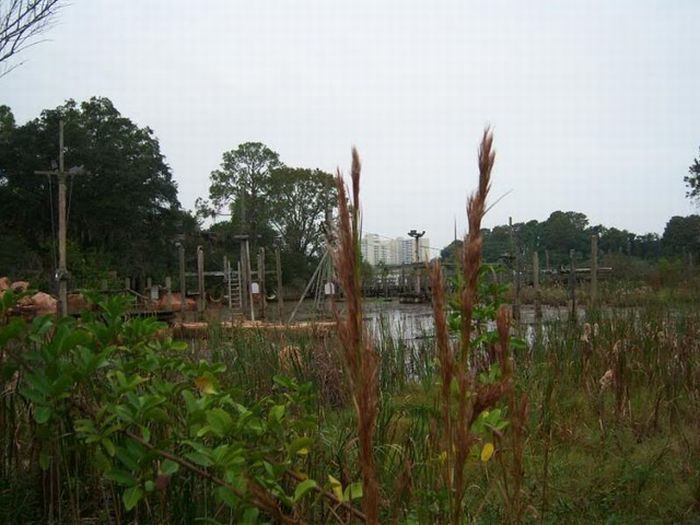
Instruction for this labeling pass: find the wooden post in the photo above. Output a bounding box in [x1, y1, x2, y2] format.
[545, 249, 550, 272]
[236, 261, 243, 311]
[165, 276, 173, 311]
[258, 248, 266, 320]
[533, 251, 542, 322]
[510, 217, 520, 321]
[178, 244, 186, 313]
[275, 248, 284, 322]
[569, 249, 576, 322]
[124, 277, 130, 291]
[224, 256, 232, 311]
[245, 238, 254, 321]
[590, 234, 598, 308]
[56, 121, 67, 317]
[146, 277, 152, 289]
[33, 121, 89, 316]
[197, 245, 205, 315]
[240, 241, 250, 318]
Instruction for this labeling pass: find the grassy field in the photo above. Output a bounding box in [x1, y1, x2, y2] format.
[1, 299, 698, 524]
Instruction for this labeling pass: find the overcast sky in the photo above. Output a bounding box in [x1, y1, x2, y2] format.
[2, 0, 699, 252]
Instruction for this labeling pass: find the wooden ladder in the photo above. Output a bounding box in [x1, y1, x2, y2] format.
[226, 261, 243, 316]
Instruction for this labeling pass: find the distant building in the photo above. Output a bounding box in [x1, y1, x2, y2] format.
[360, 233, 430, 266]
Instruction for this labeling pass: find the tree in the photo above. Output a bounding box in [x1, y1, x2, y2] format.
[205, 142, 282, 242]
[662, 215, 700, 258]
[0, 97, 184, 282]
[202, 144, 338, 284]
[684, 148, 700, 200]
[1, 0, 63, 77]
[598, 227, 634, 256]
[440, 239, 463, 263]
[267, 167, 335, 257]
[540, 211, 589, 264]
[481, 225, 512, 263]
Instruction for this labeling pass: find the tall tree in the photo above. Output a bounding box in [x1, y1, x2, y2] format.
[662, 215, 700, 258]
[267, 167, 335, 257]
[540, 211, 589, 263]
[0, 97, 184, 281]
[205, 142, 282, 242]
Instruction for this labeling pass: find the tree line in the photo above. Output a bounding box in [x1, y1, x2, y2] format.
[0, 98, 334, 292]
[441, 211, 700, 268]
[2, 97, 700, 290]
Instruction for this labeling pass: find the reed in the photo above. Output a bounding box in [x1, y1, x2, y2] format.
[452, 128, 495, 522]
[331, 147, 380, 524]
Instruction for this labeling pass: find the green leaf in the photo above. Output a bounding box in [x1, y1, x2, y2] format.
[144, 480, 155, 492]
[269, 404, 285, 423]
[288, 436, 313, 457]
[0, 318, 24, 346]
[185, 451, 213, 467]
[105, 469, 137, 487]
[214, 486, 238, 509]
[101, 437, 116, 457]
[242, 507, 259, 524]
[160, 459, 180, 475]
[344, 482, 363, 501]
[206, 408, 233, 437]
[34, 406, 51, 424]
[293, 479, 317, 502]
[510, 337, 528, 350]
[122, 486, 143, 511]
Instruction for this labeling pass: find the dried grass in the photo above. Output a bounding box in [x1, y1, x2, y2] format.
[331, 147, 380, 524]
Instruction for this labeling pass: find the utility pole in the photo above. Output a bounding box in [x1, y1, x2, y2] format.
[34, 120, 85, 318]
[407, 229, 425, 295]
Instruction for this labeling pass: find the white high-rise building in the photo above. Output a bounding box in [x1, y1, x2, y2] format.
[360, 233, 431, 266]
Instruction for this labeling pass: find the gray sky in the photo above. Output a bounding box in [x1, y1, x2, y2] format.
[2, 0, 698, 252]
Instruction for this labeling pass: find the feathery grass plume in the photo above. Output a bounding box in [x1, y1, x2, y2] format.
[452, 128, 495, 521]
[429, 260, 454, 496]
[331, 147, 380, 524]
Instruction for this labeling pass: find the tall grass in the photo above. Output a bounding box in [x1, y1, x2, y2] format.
[331, 147, 380, 523]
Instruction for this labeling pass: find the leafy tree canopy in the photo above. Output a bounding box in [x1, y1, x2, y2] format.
[201, 143, 337, 284]
[684, 148, 700, 200]
[0, 97, 187, 282]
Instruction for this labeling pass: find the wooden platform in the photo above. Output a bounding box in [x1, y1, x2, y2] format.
[171, 320, 337, 338]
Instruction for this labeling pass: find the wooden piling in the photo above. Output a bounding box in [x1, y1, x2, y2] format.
[178, 244, 186, 313]
[569, 249, 576, 322]
[258, 248, 266, 320]
[275, 248, 284, 322]
[533, 251, 542, 322]
[509, 217, 520, 321]
[197, 245, 205, 315]
[165, 276, 173, 311]
[590, 235, 598, 308]
[244, 239, 254, 321]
